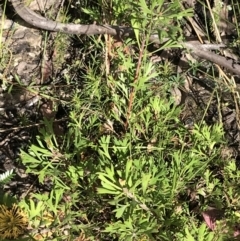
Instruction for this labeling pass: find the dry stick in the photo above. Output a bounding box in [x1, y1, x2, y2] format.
[206, 0, 222, 43]
[179, 1, 205, 43]
[0, 117, 68, 133]
[125, 39, 146, 129]
[10, 0, 240, 76]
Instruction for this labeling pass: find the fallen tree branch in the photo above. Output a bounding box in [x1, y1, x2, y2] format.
[10, 0, 133, 37]
[10, 0, 240, 76]
[184, 42, 240, 76]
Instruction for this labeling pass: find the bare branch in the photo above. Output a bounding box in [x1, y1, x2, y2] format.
[10, 0, 240, 76]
